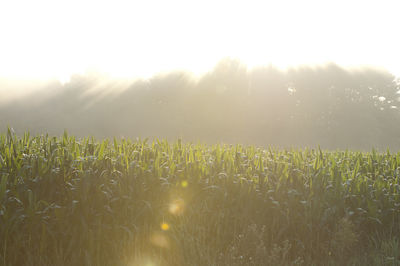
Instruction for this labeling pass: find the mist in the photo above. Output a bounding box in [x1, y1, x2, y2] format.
[1, 59, 400, 150]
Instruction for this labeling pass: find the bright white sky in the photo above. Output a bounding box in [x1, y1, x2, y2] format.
[0, 0, 400, 83]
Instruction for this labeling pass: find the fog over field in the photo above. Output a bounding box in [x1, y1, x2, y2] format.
[1, 59, 399, 150]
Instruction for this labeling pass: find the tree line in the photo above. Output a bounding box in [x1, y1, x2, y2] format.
[1, 59, 399, 150]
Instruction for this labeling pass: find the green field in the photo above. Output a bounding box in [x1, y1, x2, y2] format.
[1, 129, 400, 265]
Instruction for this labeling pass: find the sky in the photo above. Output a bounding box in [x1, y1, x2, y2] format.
[0, 0, 400, 84]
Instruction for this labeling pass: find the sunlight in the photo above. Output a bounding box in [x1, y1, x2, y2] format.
[2, 1, 400, 265]
[161, 222, 170, 231]
[1, 0, 399, 82]
[169, 198, 185, 215]
[181, 180, 188, 188]
[129, 256, 158, 266]
[150, 232, 170, 248]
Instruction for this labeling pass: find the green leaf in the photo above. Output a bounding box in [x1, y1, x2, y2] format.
[0, 174, 8, 200]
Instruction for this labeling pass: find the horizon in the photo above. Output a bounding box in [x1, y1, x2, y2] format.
[0, 60, 397, 104]
[1, 60, 400, 151]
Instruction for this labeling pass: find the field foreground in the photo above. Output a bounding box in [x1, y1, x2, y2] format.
[1, 130, 400, 265]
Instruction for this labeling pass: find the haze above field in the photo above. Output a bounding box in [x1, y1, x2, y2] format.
[0, 60, 399, 150]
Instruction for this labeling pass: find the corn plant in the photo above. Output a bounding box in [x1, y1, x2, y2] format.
[0, 129, 400, 265]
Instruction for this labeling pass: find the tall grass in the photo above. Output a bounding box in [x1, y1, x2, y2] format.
[1, 129, 400, 265]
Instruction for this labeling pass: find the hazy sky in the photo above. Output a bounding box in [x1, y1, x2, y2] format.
[1, 0, 399, 83]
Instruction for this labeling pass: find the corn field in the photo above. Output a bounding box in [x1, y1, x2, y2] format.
[1, 129, 400, 265]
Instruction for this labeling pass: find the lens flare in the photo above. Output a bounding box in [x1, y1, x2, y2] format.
[129, 256, 158, 266]
[181, 180, 188, 188]
[169, 199, 185, 215]
[161, 222, 170, 231]
[150, 232, 169, 248]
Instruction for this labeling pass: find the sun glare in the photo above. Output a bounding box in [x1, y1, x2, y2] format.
[129, 256, 158, 266]
[161, 222, 170, 231]
[181, 180, 188, 188]
[0, 0, 399, 82]
[150, 232, 170, 248]
[169, 198, 185, 215]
